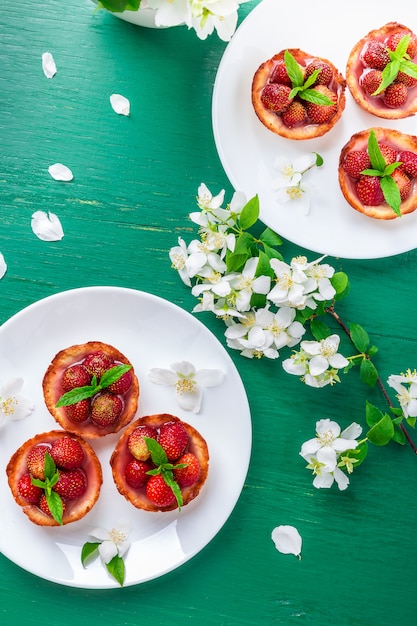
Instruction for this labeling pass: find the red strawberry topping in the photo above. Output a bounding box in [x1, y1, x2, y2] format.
[281, 100, 307, 127]
[158, 421, 189, 461]
[145, 474, 176, 508]
[378, 143, 398, 165]
[362, 40, 390, 70]
[54, 468, 88, 500]
[39, 493, 66, 518]
[356, 176, 385, 206]
[392, 169, 412, 200]
[342, 150, 371, 179]
[386, 30, 417, 57]
[305, 60, 333, 86]
[398, 150, 417, 177]
[270, 61, 292, 86]
[173, 452, 201, 488]
[17, 473, 43, 503]
[361, 69, 384, 96]
[91, 392, 123, 427]
[107, 370, 133, 395]
[261, 83, 292, 113]
[127, 425, 158, 461]
[83, 352, 114, 378]
[305, 85, 337, 123]
[64, 398, 91, 423]
[383, 82, 409, 108]
[27, 444, 51, 480]
[61, 364, 91, 392]
[50, 436, 85, 469]
[125, 459, 152, 489]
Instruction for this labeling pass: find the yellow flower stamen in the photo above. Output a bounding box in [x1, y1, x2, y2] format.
[1, 396, 18, 416]
[109, 528, 127, 545]
[175, 377, 196, 394]
[286, 186, 303, 200]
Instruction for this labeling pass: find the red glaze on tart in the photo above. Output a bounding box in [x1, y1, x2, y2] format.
[6, 430, 102, 526]
[252, 48, 346, 139]
[42, 341, 139, 439]
[110, 414, 209, 512]
[338, 127, 417, 219]
[346, 22, 417, 119]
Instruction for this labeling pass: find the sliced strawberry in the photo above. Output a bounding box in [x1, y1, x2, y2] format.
[173, 452, 201, 488]
[26, 444, 51, 480]
[83, 352, 114, 379]
[54, 468, 87, 500]
[356, 176, 385, 206]
[91, 392, 123, 427]
[61, 364, 91, 392]
[145, 474, 176, 508]
[64, 398, 91, 423]
[17, 473, 43, 503]
[158, 421, 189, 461]
[127, 425, 158, 461]
[342, 150, 371, 179]
[50, 436, 85, 469]
[124, 459, 152, 489]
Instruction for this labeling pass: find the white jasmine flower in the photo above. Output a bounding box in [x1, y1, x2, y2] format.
[196, 182, 225, 211]
[48, 163, 73, 182]
[90, 519, 131, 564]
[387, 369, 417, 418]
[110, 94, 130, 116]
[185, 240, 226, 278]
[148, 360, 224, 413]
[292, 255, 336, 305]
[169, 237, 191, 287]
[268, 258, 308, 308]
[271, 525, 302, 558]
[300, 334, 349, 377]
[229, 257, 271, 312]
[0, 252, 7, 280]
[147, 0, 191, 27]
[31, 211, 64, 241]
[0, 378, 34, 429]
[273, 153, 319, 215]
[191, 271, 234, 298]
[42, 52, 57, 78]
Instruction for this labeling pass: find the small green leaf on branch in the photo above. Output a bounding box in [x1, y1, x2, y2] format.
[366, 413, 394, 446]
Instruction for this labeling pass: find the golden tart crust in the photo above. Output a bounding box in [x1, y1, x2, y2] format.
[6, 430, 103, 526]
[42, 341, 139, 439]
[346, 22, 417, 120]
[338, 127, 417, 220]
[110, 413, 209, 512]
[252, 48, 346, 140]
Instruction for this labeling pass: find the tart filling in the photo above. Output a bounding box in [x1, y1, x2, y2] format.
[42, 341, 139, 438]
[110, 413, 209, 512]
[252, 48, 346, 139]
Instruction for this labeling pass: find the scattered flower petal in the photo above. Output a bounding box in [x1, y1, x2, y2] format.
[0, 377, 34, 429]
[31, 211, 64, 242]
[272, 525, 302, 558]
[48, 163, 73, 182]
[0, 252, 7, 280]
[42, 52, 57, 78]
[110, 94, 130, 116]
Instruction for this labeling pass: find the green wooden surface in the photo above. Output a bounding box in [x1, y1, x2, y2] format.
[1, 1, 417, 624]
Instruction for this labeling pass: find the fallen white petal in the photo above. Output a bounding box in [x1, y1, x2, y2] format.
[271, 525, 302, 558]
[48, 163, 73, 182]
[31, 211, 64, 242]
[110, 94, 130, 116]
[42, 52, 57, 78]
[0, 252, 7, 279]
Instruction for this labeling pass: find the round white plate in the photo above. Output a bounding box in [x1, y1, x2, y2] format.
[212, 0, 417, 259]
[0, 287, 251, 588]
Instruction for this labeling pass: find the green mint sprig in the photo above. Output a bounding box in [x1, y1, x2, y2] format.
[81, 542, 126, 587]
[284, 50, 334, 106]
[96, 0, 141, 13]
[55, 364, 132, 407]
[144, 437, 187, 510]
[360, 129, 403, 216]
[373, 34, 417, 95]
[31, 452, 64, 525]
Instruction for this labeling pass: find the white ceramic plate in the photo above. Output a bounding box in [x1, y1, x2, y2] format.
[0, 287, 251, 588]
[212, 0, 417, 259]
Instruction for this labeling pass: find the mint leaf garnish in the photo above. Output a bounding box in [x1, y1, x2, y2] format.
[31, 452, 63, 524]
[380, 176, 401, 216]
[284, 49, 304, 87]
[284, 50, 334, 105]
[56, 364, 132, 407]
[367, 129, 387, 171]
[143, 437, 187, 510]
[373, 34, 417, 94]
[144, 436, 168, 466]
[45, 490, 64, 526]
[361, 129, 402, 216]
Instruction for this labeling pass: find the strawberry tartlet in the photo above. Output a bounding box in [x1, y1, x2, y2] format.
[346, 22, 417, 119]
[252, 48, 346, 139]
[42, 341, 139, 439]
[6, 430, 103, 526]
[110, 413, 209, 512]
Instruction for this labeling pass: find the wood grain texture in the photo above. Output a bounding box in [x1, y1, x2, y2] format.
[1, 1, 417, 624]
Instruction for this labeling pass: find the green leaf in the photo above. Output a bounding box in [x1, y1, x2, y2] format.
[81, 542, 100, 566]
[367, 129, 387, 171]
[310, 318, 331, 341]
[226, 252, 249, 273]
[261, 243, 283, 261]
[238, 195, 259, 230]
[380, 175, 401, 216]
[45, 490, 64, 525]
[406, 416, 416, 428]
[399, 58, 417, 78]
[256, 249, 273, 277]
[375, 58, 401, 94]
[298, 88, 334, 105]
[359, 358, 378, 387]
[392, 427, 406, 445]
[99, 364, 132, 387]
[162, 469, 183, 510]
[367, 345, 379, 357]
[44, 452, 57, 480]
[313, 152, 324, 167]
[331, 272, 350, 300]
[349, 323, 370, 352]
[259, 227, 282, 248]
[98, 0, 141, 12]
[106, 554, 125, 587]
[56, 383, 101, 407]
[365, 400, 385, 427]
[144, 437, 168, 467]
[366, 413, 394, 446]
[284, 49, 304, 87]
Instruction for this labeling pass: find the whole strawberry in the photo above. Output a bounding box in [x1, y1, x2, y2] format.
[356, 176, 384, 206]
[281, 100, 307, 127]
[145, 474, 176, 508]
[386, 30, 417, 58]
[54, 468, 87, 500]
[398, 150, 417, 178]
[305, 86, 337, 123]
[261, 83, 292, 113]
[91, 392, 123, 427]
[362, 40, 390, 70]
[83, 351, 114, 379]
[64, 398, 91, 423]
[26, 444, 51, 480]
[173, 452, 201, 488]
[396, 71, 417, 88]
[17, 473, 43, 503]
[361, 69, 384, 96]
[343, 150, 371, 179]
[61, 364, 91, 392]
[305, 60, 333, 86]
[107, 370, 133, 395]
[158, 421, 189, 461]
[125, 459, 152, 489]
[383, 82, 408, 108]
[127, 425, 158, 461]
[50, 436, 85, 470]
[270, 61, 292, 86]
[392, 169, 411, 201]
[378, 143, 398, 166]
